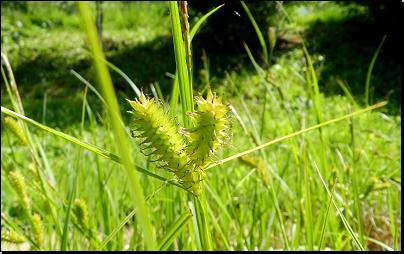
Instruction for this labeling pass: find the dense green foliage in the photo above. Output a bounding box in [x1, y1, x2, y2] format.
[1, 1, 401, 251]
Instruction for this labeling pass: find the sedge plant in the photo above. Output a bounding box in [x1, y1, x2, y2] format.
[1, 1, 397, 251]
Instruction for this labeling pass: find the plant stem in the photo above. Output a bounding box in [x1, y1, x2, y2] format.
[191, 189, 213, 250]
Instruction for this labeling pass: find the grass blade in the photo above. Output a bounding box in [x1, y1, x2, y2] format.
[0, 106, 186, 191]
[313, 161, 365, 251]
[318, 178, 338, 251]
[169, 70, 180, 120]
[189, 4, 225, 42]
[335, 79, 357, 107]
[169, 1, 192, 128]
[78, 2, 157, 249]
[61, 165, 81, 251]
[303, 144, 314, 250]
[84, 52, 141, 97]
[365, 35, 387, 106]
[96, 181, 168, 251]
[240, 1, 268, 65]
[158, 211, 192, 251]
[207, 101, 387, 168]
[206, 204, 231, 250]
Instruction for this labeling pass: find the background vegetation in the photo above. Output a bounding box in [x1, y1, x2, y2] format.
[1, 1, 401, 251]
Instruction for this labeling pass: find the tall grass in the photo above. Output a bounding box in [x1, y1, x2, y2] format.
[1, 1, 400, 251]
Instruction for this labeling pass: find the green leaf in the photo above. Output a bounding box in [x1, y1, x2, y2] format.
[96, 182, 168, 251]
[313, 162, 365, 251]
[207, 101, 387, 169]
[241, 1, 268, 65]
[365, 35, 386, 106]
[158, 212, 192, 251]
[0, 106, 186, 191]
[189, 4, 225, 42]
[78, 1, 157, 249]
[169, 1, 192, 128]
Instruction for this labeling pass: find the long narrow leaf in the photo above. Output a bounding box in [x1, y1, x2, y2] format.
[169, 1, 192, 127]
[313, 162, 365, 251]
[365, 35, 387, 106]
[96, 181, 168, 251]
[78, 2, 157, 249]
[158, 212, 192, 251]
[241, 1, 268, 65]
[1, 106, 185, 191]
[189, 4, 225, 42]
[318, 178, 338, 251]
[207, 101, 387, 169]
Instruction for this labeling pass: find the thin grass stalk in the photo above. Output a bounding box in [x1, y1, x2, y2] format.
[223, 72, 290, 248]
[348, 106, 364, 247]
[169, 1, 212, 250]
[169, 70, 180, 120]
[84, 51, 141, 96]
[60, 164, 81, 251]
[336, 79, 357, 107]
[365, 35, 386, 106]
[167, 72, 179, 251]
[303, 142, 314, 250]
[275, 1, 330, 176]
[42, 92, 47, 124]
[77, 2, 157, 250]
[207, 101, 387, 169]
[95, 181, 168, 251]
[169, 1, 193, 128]
[314, 162, 365, 251]
[1, 106, 186, 189]
[225, 71, 292, 197]
[318, 178, 338, 250]
[206, 204, 231, 250]
[158, 211, 192, 251]
[240, 1, 268, 66]
[2, 54, 64, 239]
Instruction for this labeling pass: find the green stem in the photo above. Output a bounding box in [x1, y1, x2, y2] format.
[365, 35, 386, 106]
[191, 189, 213, 251]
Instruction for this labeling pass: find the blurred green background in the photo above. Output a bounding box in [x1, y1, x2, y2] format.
[1, 1, 401, 129]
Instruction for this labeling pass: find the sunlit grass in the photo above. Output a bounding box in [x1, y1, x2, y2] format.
[1, 1, 400, 251]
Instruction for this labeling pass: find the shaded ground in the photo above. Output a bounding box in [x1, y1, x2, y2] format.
[303, 2, 401, 108]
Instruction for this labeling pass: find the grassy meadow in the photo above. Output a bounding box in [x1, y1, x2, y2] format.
[1, 1, 401, 251]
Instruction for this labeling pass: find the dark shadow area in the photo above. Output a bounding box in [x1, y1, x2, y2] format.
[106, 36, 176, 95]
[304, 1, 401, 112]
[189, 1, 277, 81]
[1, 35, 178, 129]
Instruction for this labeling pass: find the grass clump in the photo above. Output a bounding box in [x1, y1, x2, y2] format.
[1, 1, 400, 251]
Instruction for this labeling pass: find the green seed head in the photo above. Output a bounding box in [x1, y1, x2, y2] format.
[127, 88, 232, 196]
[31, 213, 43, 248]
[72, 198, 89, 229]
[8, 170, 30, 211]
[1, 231, 26, 244]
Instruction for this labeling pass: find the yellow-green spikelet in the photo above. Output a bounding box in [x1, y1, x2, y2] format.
[183, 88, 232, 168]
[126, 88, 231, 196]
[126, 92, 199, 195]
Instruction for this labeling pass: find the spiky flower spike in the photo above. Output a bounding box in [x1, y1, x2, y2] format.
[127, 88, 232, 196]
[126, 92, 197, 194]
[183, 88, 232, 168]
